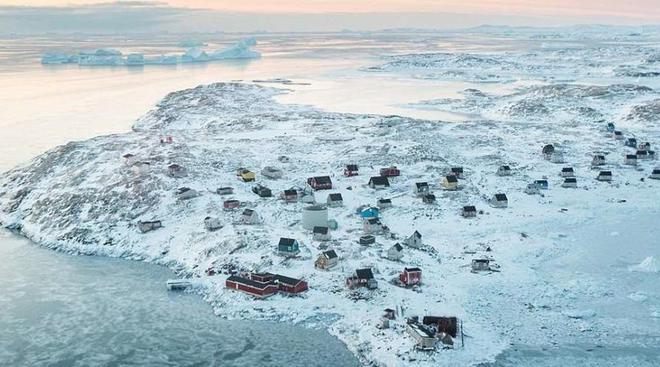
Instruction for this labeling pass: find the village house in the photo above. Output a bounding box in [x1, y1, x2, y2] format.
[277, 237, 300, 256]
[167, 163, 186, 178]
[204, 216, 222, 231]
[282, 189, 298, 203]
[450, 166, 464, 178]
[441, 175, 459, 190]
[534, 179, 549, 190]
[625, 137, 638, 148]
[360, 206, 380, 219]
[359, 235, 376, 246]
[606, 122, 615, 132]
[313, 226, 331, 241]
[137, 220, 162, 233]
[380, 166, 401, 177]
[624, 154, 638, 165]
[252, 184, 273, 197]
[175, 187, 198, 200]
[404, 230, 423, 248]
[542, 144, 555, 160]
[650, 168, 660, 180]
[327, 193, 344, 207]
[387, 243, 404, 261]
[471, 259, 491, 272]
[384, 308, 396, 320]
[639, 142, 652, 151]
[122, 153, 137, 166]
[592, 155, 606, 166]
[307, 176, 333, 190]
[216, 187, 234, 195]
[223, 199, 241, 210]
[261, 166, 283, 179]
[226, 273, 309, 297]
[377, 198, 392, 209]
[346, 268, 378, 290]
[414, 182, 430, 196]
[560, 167, 575, 178]
[422, 316, 458, 347]
[406, 322, 436, 350]
[562, 177, 578, 188]
[272, 274, 309, 295]
[491, 193, 508, 208]
[241, 209, 260, 224]
[363, 217, 384, 234]
[159, 135, 173, 144]
[525, 183, 540, 195]
[422, 193, 436, 204]
[636, 150, 651, 160]
[368, 176, 390, 189]
[225, 275, 279, 298]
[344, 164, 359, 177]
[236, 168, 256, 182]
[315, 250, 339, 269]
[597, 171, 613, 182]
[132, 161, 151, 175]
[613, 130, 624, 140]
[497, 165, 512, 176]
[400, 267, 422, 287]
[462, 205, 477, 218]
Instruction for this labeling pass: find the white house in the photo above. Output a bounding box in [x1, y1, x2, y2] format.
[404, 230, 423, 248]
[387, 243, 404, 261]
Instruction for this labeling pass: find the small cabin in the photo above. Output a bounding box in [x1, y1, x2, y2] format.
[422, 316, 459, 340]
[315, 249, 339, 269]
[307, 176, 333, 190]
[252, 184, 273, 197]
[278, 237, 300, 256]
[497, 165, 512, 176]
[368, 176, 390, 189]
[491, 193, 508, 208]
[282, 189, 298, 203]
[441, 175, 459, 190]
[624, 154, 638, 165]
[542, 144, 555, 159]
[636, 150, 651, 160]
[241, 208, 260, 224]
[360, 206, 380, 219]
[327, 193, 344, 207]
[625, 138, 638, 148]
[132, 161, 151, 175]
[638, 142, 652, 151]
[176, 187, 198, 200]
[237, 169, 255, 182]
[650, 168, 660, 180]
[415, 182, 430, 196]
[597, 171, 613, 182]
[387, 243, 404, 261]
[216, 187, 234, 195]
[525, 183, 540, 195]
[422, 194, 436, 204]
[562, 177, 578, 188]
[225, 275, 279, 298]
[380, 166, 400, 177]
[346, 268, 378, 290]
[344, 164, 359, 177]
[377, 198, 392, 209]
[384, 308, 396, 320]
[471, 259, 491, 272]
[313, 226, 331, 241]
[613, 130, 623, 140]
[167, 164, 186, 178]
[359, 235, 376, 246]
[204, 216, 222, 231]
[606, 122, 615, 132]
[272, 274, 308, 295]
[261, 166, 283, 179]
[404, 230, 423, 248]
[450, 166, 464, 178]
[461, 205, 477, 218]
[592, 155, 606, 166]
[400, 267, 422, 287]
[560, 167, 575, 178]
[223, 199, 241, 210]
[137, 220, 162, 233]
[122, 153, 137, 166]
[363, 217, 384, 234]
[406, 323, 436, 350]
[534, 179, 549, 190]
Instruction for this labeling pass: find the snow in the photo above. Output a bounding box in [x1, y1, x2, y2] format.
[41, 38, 261, 66]
[629, 257, 660, 273]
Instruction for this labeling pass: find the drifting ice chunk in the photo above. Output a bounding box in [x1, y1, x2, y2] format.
[629, 256, 660, 273]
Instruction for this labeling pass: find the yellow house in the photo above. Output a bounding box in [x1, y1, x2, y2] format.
[441, 175, 458, 190]
[237, 168, 256, 182]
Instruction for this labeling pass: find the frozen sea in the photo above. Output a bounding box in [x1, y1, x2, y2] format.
[1, 30, 659, 366]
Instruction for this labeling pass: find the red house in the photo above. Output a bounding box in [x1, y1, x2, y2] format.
[225, 275, 279, 298]
[307, 176, 333, 190]
[399, 267, 422, 287]
[344, 164, 359, 177]
[380, 166, 400, 177]
[273, 274, 308, 295]
[223, 199, 241, 210]
[228, 273, 308, 297]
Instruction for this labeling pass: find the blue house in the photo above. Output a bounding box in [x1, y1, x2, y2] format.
[534, 179, 549, 190]
[360, 207, 380, 219]
[278, 237, 300, 256]
[606, 122, 615, 132]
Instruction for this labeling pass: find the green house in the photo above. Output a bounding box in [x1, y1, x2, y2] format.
[278, 237, 300, 256]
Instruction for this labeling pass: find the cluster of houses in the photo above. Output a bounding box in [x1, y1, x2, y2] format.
[225, 272, 308, 298]
[402, 315, 461, 350]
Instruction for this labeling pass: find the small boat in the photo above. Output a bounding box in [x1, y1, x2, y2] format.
[166, 279, 192, 291]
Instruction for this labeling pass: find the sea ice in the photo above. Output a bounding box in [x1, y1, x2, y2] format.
[629, 257, 660, 273]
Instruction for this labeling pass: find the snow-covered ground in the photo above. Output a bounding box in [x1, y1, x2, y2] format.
[1, 28, 660, 366]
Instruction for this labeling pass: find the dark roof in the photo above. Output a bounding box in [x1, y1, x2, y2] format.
[599, 171, 612, 175]
[500, 165, 511, 170]
[311, 176, 332, 184]
[614, 130, 623, 135]
[412, 230, 422, 238]
[278, 237, 296, 246]
[323, 250, 338, 259]
[463, 205, 477, 212]
[416, 182, 429, 188]
[378, 198, 392, 204]
[273, 274, 304, 287]
[369, 176, 390, 186]
[227, 275, 273, 290]
[392, 243, 403, 251]
[652, 169, 660, 174]
[451, 167, 463, 173]
[313, 226, 329, 234]
[626, 154, 638, 159]
[424, 194, 436, 200]
[535, 179, 548, 184]
[242, 209, 254, 215]
[445, 175, 458, 183]
[562, 167, 574, 172]
[168, 164, 183, 170]
[473, 259, 490, 263]
[636, 150, 648, 155]
[328, 193, 343, 201]
[366, 218, 380, 224]
[405, 267, 422, 272]
[284, 189, 297, 196]
[564, 178, 577, 183]
[177, 187, 192, 193]
[346, 164, 358, 171]
[356, 268, 374, 280]
[542, 144, 555, 153]
[594, 155, 605, 159]
[494, 193, 508, 201]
